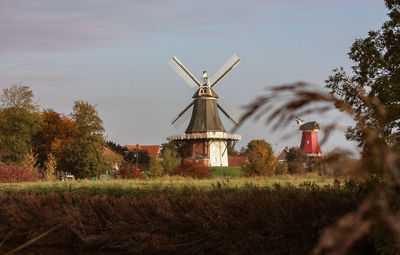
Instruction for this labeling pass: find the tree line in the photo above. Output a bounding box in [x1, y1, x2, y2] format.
[0, 84, 110, 179]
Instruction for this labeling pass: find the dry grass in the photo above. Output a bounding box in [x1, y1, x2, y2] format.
[0, 182, 369, 254]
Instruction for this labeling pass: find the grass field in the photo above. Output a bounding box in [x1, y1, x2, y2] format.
[0, 175, 380, 254]
[0, 174, 336, 195]
[212, 166, 242, 177]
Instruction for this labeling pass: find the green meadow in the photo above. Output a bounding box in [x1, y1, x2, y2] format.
[0, 174, 336, 195]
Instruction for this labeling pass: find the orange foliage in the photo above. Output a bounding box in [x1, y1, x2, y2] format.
[33, 110, 77, 169]
[119, 165, 145, 179]
[173, 161, 213, 179]
[0, 163, 40, 182]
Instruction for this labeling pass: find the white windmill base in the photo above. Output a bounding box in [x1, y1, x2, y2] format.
[209, 140, 228, 166]
[168, 132, 241, 167]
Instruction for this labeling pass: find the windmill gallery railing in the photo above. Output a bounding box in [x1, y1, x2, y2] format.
[168, 132, 241, 141]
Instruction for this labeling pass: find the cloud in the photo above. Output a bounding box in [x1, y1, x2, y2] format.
[0, 0, 272, 56]
[1, 0, 382, 56]
[0, 0, 130, 54]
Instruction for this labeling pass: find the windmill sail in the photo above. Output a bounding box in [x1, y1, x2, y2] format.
[169, 57, 201, 88]
[171, 101, 194, 128]
[210, 54, 240, 88]
[217, 100, 239, 126]
[172, 110, 192, 129]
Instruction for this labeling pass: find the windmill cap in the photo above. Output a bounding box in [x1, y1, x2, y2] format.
[300, 121, 320, 131]
[192, 88, 219, 98]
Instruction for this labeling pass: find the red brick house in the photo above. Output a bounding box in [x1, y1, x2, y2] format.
[276, 147, 289, 162]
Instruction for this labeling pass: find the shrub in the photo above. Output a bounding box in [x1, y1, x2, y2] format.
[288, 161, 306, 174]
[0, 163, 40, 182]
[149, 158, 163, 177]
[173, 161, 213, 179]
[275, 162, 288, 175]
[161, 146, 181, 175]
[321, 150, 360, 177]
[308, 158, 326, 175]
[286, 147, 308, 174]
[43, 153, 56, 181]
[119, 164, 145, 179]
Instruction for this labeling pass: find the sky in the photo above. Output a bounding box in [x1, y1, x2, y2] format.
[0, 0, 389, 156]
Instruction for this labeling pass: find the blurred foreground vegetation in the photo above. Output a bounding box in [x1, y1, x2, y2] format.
[0, 180, 375, 255]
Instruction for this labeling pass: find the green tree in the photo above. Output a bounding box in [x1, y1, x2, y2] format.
[62, 101, 108, 178]
[243, 140, 275, 176]
[149, 158, 163, 177]
[0, 84, 41, 164]
[238, 146, 246, 156]
[227, 141, 239, 156]
[162, 140, 185, 158]
[286, 147, 308, 174]
[0, 84, 38, 111]
[71, 100, 104, 140]
[123, 149, 150, 169]
[286, 147, 308, 163]
[161, 145, 181, 175]
[325, 0, 400, 147]
[107, 140, 125, 155]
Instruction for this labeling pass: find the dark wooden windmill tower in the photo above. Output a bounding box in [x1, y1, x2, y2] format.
[167, 55, 241, 166]
[296, 117, 322, 157]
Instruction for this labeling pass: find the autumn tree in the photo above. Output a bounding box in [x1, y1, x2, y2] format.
[0, 84, 41, 164]
[33, 110, 77, 173]
[62, 101, 109, 178]
[243, 140, 275, 176]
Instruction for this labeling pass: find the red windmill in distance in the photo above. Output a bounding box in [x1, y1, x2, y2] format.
[296, 117, 322, 157]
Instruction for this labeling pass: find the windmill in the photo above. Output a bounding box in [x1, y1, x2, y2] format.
[167, 55, 242, 167]
[296, 116, 322, 157]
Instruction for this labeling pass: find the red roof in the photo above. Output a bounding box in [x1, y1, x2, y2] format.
[228, 156, 245, 167]
[124, 145, 161, 158]
[276, 147, 289, 162]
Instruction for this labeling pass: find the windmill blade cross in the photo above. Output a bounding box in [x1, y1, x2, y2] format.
[217, 101, 239, 126]
[210, 54, 240, 88]
[171, 101, 194, 128]
[169, 57, 201, 88]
